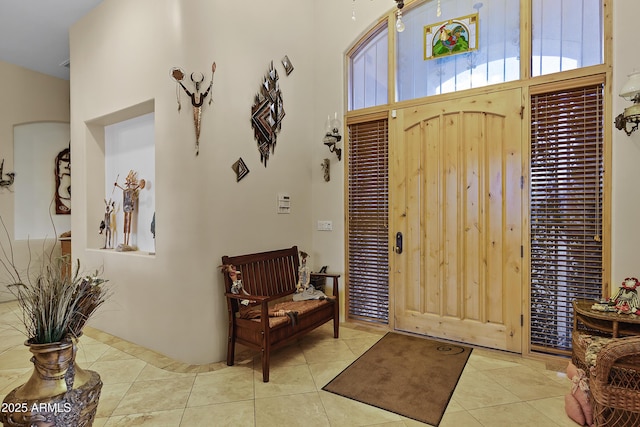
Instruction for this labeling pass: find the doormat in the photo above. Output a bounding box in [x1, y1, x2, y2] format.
[323, 332, 472, 426]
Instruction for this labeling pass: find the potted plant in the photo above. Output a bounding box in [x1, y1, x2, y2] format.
[0, 219, 109, 427]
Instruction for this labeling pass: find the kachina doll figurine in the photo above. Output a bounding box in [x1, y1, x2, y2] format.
[99, 198, 115, 249]
[114, 170, 145, 250]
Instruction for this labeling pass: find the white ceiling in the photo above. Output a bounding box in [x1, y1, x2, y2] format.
[0, 0, 104, 80]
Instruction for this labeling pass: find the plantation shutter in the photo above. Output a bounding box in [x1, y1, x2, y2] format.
[347, 118, 389, 324]
[529, 82, 604, 355]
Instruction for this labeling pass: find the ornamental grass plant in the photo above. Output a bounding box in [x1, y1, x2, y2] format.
[0, 217, 109, 344]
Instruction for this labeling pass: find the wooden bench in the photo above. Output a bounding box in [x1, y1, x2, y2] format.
[221, 246, 339, 382]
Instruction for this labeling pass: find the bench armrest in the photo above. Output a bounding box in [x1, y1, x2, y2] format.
[310, 273, 340, 296]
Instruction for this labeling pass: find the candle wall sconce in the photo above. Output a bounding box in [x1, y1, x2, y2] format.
[170, 62, 216, 156]
[323, 113, 342, 161]
[0, 159, 15, 188]
[616, 71, 640, 136]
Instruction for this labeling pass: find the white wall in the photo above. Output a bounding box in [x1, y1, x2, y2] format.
[70, 0, 318, 364]
[13, 122, 71, 240]
[611, 2, 640, 290]
[310, 0, 392, 308]
[0, 61, 70, 303]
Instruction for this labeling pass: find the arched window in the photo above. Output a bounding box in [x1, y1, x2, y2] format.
[348, 0, 604, 106]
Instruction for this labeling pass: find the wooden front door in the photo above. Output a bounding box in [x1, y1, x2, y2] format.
[391, 88, 523, 352]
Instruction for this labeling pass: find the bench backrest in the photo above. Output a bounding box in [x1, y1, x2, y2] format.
[221, 246, 300, 299]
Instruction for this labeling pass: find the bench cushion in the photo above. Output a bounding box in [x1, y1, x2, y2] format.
[238, 297, 336, 328]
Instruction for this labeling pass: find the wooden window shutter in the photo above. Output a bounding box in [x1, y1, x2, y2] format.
[530, 83, 604, 354]
[347, 118, 389, 324]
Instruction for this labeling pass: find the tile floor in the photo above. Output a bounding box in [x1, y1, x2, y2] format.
[0, 301, 578, 426]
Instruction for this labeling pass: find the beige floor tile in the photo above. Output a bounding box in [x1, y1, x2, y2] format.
[527, 396, 581, 427]
[466, 352, 521, 371]
[0, 346, 33, 370]
[92, 417, 108, 427]
[308, 359, 353, 390]
[319, 389, 402, 426]
[256, 392, 329, 427]
[0, 329, 26, 352]
[364, 422, 413, 427]
[300, 339, 357, 365]
[450, 370, 521, 410]
[0, 367, 30, 395]
[112, 376, 195, 416]
[468, 401, 558, 427]
[187, 366, 254, 407]
[182, 400, 255, 427]
[263, 342, 307, 367]
[254, 363, 317, 399]
[95, 382, 132, 418]
[75, 342, 111, 365]
[343, 335, 384, 357]
[442, 397, 465, 414]
[488, 364, 569, 400]
[103, 408, 184, 426]
[88, 358, 147, 384]
[438, 410, 483, 427]
[96, 346, 139, 362]
[136, 363, 196, 382]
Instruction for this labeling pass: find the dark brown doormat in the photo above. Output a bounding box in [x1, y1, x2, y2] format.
[323, 332, 472, 426]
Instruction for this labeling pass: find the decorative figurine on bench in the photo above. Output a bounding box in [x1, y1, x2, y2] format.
[219, 264, 298, 325]
[219, 264, 253, 306]
[293, 251, 327, 301]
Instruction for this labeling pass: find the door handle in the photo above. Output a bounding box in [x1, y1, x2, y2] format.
[395, 232, 403, 254]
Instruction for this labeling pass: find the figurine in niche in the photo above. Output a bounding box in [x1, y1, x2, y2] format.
[149, 212, 156, 255]
[99, 199, 115, 249]
[114, 170, 145, 251]
[54, 146, 71, 214]
[150, 212, 156, 239]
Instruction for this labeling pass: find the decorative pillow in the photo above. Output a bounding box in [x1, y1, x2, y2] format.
[565, 393, 586, 426]
[566, 361, 593, 426]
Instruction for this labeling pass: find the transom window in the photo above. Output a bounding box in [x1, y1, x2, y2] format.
[347, 0, 604, 108]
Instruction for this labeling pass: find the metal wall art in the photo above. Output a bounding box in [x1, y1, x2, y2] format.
[232, 157, 250, 182]
[0, 159, 15, 189]
[281, 55, 294, 76]
[251, 61, 285, 167]
[171, 62, 217, 156]
[54, 146, 71, 214]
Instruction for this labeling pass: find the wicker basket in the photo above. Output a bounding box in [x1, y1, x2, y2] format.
[585, 335, 640, 426]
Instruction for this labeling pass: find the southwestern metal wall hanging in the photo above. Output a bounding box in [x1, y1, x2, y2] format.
[54, 146, 71, 214]
[0, 159, 15, 189]
[251, 61, 285, 167]
[281, 55, 294, 76]
[171, 62, 217, 156]
[232, 157, 250, 182]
